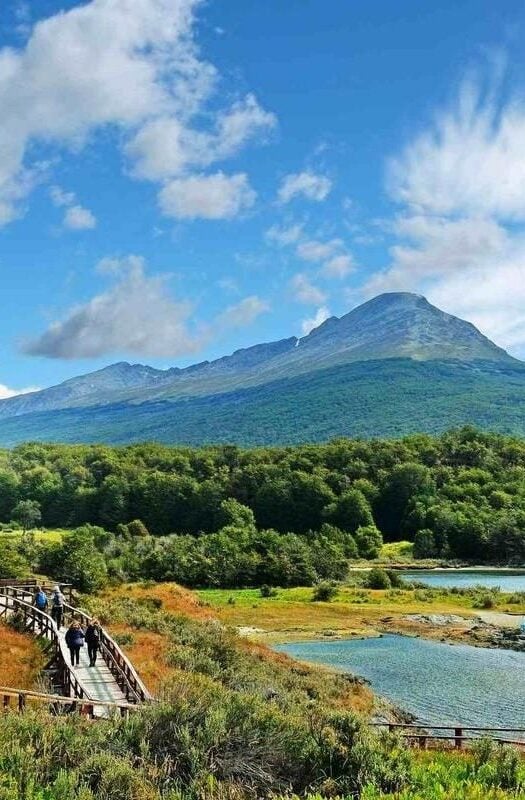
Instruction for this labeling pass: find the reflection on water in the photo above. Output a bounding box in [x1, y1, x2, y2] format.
[275, 635, 525, 734]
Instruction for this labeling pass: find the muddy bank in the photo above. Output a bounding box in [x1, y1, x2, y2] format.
[377, 612, 525, 651]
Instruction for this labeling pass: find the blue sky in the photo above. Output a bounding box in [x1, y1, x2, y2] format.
[1, 0, 525, 395]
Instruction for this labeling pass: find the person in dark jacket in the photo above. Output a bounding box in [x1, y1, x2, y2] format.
[65, 620, 85, 667]
[85, 618, 101, 667]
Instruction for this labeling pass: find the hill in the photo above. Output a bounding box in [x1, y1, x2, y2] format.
[0, 293, 523, 445]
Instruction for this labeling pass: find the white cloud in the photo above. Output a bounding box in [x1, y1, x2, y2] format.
[278, 171, 332, 203]
[301, 306, 331, 336]
[23, 255, 200, 359]
[0, 383, 39, 400]
[158, 172, 256, 220]
[297, 238, 343, 262]
[322, 253, 355, 278]
[126, 94, 275, 181]
[265, 223, 303, 247]
[63, 204, 97, 230]
[49, 185, 97, 230]
[23, 255, 269, 359]
[366, 66, 525, 355]
[49, 185, 75, 207]
[218, 296, 269, 328]
[290, 273, 327, 305]
[0, 0, 274, 224]
[388, 73, 525, 221]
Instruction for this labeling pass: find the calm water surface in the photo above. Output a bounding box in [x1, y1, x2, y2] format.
[401, 570, 525, 592]
[275, 635, 525, 733]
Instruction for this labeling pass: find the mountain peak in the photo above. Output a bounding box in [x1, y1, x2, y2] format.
[0, 293, 517, 424]
[299, 291, 514, 365]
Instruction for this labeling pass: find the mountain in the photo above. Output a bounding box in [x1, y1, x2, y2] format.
[0, 292, 524, 446]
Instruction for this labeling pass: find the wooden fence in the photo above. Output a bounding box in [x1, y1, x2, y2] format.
[0, 685, 138, 719]
[372, 722, 525, 750]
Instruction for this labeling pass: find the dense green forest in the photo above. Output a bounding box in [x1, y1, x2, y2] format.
[1, 428, 525, 588]
[1, 359, 525, 447]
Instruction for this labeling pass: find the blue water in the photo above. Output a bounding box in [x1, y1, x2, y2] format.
[275, 635, 525, 733]
[401, 570, 525, 592]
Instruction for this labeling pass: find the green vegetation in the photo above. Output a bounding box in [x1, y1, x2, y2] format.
[1, 429, 525, 587]
[0, 590, 523, 800]
[2, 358, 525, 447]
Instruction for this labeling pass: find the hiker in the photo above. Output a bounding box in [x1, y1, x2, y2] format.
[50, 585, 65, 629]
[65, 620, 85, 667]
[33, 585, 48, 612]
[85, 618, 101, 667]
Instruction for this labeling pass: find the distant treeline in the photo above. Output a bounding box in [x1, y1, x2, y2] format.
[1, 427, 525, 579]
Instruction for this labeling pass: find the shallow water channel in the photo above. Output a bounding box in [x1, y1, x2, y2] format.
[275, 635, 525, 735]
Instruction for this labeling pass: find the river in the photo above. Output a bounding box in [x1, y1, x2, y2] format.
[400, 569, 525, 592]
[275, 635, 525, 735]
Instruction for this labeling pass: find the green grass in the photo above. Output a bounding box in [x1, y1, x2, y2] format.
[1, 528, 66, 544]
[196, 583, 525, 642]
[379, 541, 414, 561]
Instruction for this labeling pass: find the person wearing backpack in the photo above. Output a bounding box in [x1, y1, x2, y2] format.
[51, 585, 65, 629]
[85, 618, 101, 667]
[33, 586, 48, 612]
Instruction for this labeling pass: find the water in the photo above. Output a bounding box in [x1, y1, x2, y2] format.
[401, 569, 525, 592]
[275, 635, 525, 734]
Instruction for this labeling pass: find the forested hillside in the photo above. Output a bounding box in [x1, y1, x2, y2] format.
[1, 428, 525, 588]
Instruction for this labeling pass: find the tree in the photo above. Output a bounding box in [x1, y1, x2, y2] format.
[323, 489, 374, 534]
[126, 519, 150, 537]
[11, 499, 41, 532]
[413, 529, 437, 559]
[354, 525, 383, 559]
[45, 526, 108, 592]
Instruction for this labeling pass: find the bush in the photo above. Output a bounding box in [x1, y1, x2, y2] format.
[366, 568, 391, 590]
[260, 584, 277, 598]
[312, 581, 338, 602]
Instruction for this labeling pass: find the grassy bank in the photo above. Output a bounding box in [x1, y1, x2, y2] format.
[196, 583, 525, 644]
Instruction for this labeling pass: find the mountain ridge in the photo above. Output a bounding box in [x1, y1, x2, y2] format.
[0, 292, 517, 422]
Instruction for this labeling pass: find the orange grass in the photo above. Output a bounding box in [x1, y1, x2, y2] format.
[103, 583, 374, 714]
[0, 621, 45, 690]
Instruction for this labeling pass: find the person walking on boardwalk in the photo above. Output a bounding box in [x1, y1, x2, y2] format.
[85, 618, 101, 667]
[50, 585, 65, 629]
[65, 620, 85, 667]
[33, 585, 48, 612]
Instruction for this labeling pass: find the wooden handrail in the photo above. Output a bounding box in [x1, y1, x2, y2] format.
[0, 685, 139, 718]
[0, 585, 152, 705]
[371, 722, 525, 750]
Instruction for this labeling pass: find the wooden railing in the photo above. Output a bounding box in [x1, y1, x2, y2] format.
[0, 580, 73, 603]
[0, 586, 152, 704]
[60, 601, 152, 703]
[372, 722, 525, 750]
[0, 685, 138, 719]
[0, 588, 90, 701]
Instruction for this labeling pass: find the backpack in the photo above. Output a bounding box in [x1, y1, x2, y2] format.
[35, 591, 47, 610]
[52, 591, 64, 607]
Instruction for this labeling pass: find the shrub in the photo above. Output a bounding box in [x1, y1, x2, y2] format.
[312, 581, 338, 602]
[366, 568, 391, 590]
[260, 584, 277, 598]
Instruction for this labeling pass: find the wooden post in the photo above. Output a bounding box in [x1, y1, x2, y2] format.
[3, 695, 10, 710]
[18, 693, 25, 712]
[455, 728, 462, 749]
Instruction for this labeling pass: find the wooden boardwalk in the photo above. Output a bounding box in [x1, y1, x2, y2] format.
[56, 627, 127, 705]
[0, 583, 151, 710]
